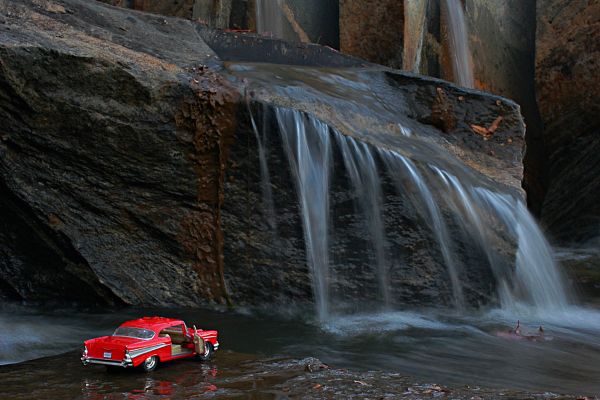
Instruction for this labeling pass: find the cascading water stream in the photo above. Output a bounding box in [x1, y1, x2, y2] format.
[233, 63, 572, 322]
[430, 167, 571, 312]
[255, 0, 285, 39]
[443, 0, 475, 88]
[275, 107, 333, 321]
[473, 188, 570, 312]
[336, 134, 390, 307]
[431, 166, 509, 287]
[247, 101, 277, 231]
[382, 150, 464, 309]
[271, 104, 572, 318]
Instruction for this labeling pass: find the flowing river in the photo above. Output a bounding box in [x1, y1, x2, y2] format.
[2, 302, 600, 396]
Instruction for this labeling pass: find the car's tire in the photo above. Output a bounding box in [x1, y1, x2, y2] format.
[197, 342, 213, 361]
[142, 356, 158, 372]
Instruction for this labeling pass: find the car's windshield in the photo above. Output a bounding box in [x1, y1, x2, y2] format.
[113, 327, 155, 340]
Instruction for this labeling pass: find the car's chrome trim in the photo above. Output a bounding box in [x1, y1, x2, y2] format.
[81, 357, 133, 368]
[128, 343, 168, 358]
[213, 341, 219, 350]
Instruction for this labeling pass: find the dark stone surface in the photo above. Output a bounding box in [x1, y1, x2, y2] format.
[0, 0, 232, 306]
[339, 0, 404, 69]
[0, 0, 526, 309]
[285, 0, 339, 48]
[465, 0, 546, 215]
[0, 350, 581, 399]
[197, 27, 368, 68]
[536, 0, 600, 244]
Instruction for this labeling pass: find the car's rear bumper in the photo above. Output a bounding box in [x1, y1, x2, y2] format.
[81, 357, 133, 368]
[214, 341, 219, 350]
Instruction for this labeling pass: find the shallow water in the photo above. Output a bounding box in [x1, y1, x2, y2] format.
[1, 303, 599, 395]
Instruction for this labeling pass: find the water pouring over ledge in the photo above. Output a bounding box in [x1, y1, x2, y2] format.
[271, 105, 571, 321]
[255, 0, 285, 39]
[228, 62, 573, 323]
[443, 0, 475, 88]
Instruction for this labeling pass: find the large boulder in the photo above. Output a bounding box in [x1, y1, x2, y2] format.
[536, 0, 600, 244]
[0, 0, 526, 309]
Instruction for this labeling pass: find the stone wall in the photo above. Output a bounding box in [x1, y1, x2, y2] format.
[339, 0, 404, 68]
[536, 0, 600, 243]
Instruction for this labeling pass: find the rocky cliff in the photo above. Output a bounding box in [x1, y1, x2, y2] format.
[536, 0, 600, 244]
[0, 0, 526, 308]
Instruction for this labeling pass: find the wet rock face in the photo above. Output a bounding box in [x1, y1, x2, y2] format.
[339, 0, 404, 68]
[100, 0, 197, 19]
[0, 0, 525, 308]
[536, 0, 600, 244]
[464, 0, 546, 215]
[0, 189, 121, 304]
[0, 351, 580, 400]
[0, 0, 233, 306]
[99, 0, 340, 49]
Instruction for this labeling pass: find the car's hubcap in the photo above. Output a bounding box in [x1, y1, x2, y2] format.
[203, 346, 210, 357]
[145, 357, 155, 369]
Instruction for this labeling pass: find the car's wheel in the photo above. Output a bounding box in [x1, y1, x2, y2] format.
[142, 356, 158, 372]
[197, 342, 213, 361]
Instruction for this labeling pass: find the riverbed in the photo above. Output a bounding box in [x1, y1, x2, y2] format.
[1, 303, 599, 397]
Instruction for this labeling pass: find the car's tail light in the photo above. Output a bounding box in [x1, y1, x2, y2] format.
[83, 346, 88, 357]
[124, 349, 132, 362]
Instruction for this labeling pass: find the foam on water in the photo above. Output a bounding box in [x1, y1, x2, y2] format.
[322, 311, 460, 335]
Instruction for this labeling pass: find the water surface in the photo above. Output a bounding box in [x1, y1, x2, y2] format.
[2, 303, 599, 395]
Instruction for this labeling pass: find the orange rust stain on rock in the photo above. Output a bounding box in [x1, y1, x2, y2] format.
[175, 66, 239, 305]
[426, 87, 456, 133]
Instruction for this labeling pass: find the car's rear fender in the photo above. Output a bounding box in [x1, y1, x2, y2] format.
[128, 340, 171, 365]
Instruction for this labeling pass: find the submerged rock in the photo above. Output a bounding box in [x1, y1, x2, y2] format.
[0, 0, 526, 309]
[0, 350, 583, 399]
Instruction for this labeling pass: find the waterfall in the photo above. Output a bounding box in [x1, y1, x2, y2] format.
[247, 103, 277, 232]
[430, 167, 570, 312]
[443, 0, 475, 88]
[255, 0, 285, 39]
[336, 134, 390, 307]
[265, 104, 569, 319]
[382, 151, 464, 309]
[473, 188, 570, 312]
[275, 107, 333, 321]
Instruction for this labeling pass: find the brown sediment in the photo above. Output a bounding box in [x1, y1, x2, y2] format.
[176, 66, 239, 306]
[421, 87, 456, 133]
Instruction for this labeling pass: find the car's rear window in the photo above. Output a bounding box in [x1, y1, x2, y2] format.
[113, 327, 155, 340]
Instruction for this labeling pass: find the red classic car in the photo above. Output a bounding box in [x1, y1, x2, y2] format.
[81, 316, 219, 371]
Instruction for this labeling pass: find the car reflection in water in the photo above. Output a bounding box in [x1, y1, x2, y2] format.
[80, 362, 219, 399]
